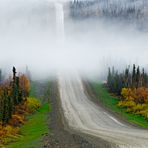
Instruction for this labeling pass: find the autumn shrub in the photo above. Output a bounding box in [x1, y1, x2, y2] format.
[24, 97, 41, 113]
[132, 104, 144, 112]
[15, 104, 28, 115]
[119, 87, 148, 119]
[0, 124, 19, 139]
[4, 125, 19, 136]
[9, 115, 25, 127]
[121, 87, 148, 103]
[121, 88, 132, 100]
[118, 100, 136, 108]
[0, 68, 42, 145]
[139, 109, 148, 119]
[0, 97, 41, 145]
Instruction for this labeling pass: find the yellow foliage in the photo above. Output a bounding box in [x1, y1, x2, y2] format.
[132, 104, 144, 113]
[24, 97, 41, 113]
[0, 125, 19, 138]
[118, 101, 123, 107]
[139, 110, 148, 119]
[5, 125, 19, 136]
[120, 87, 148, 119]
[0, 97, 41, 145]
[126, 108, 133, 113]
[121, 88, 129, 99]
[118, 100, 136, 108]
[128, 96, 135, 101]
[121, 87, 148, 103]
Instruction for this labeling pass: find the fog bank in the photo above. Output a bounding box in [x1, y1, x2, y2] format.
[0, 0, 148, 80]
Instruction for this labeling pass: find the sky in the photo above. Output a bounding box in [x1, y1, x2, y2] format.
[0, 0, 148, 79]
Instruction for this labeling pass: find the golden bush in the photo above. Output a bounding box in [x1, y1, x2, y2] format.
[24, 97, 41, 113]
[118, 100, 136, 108]
[0, 125, 19, 138]
[139, 110, 148, 119]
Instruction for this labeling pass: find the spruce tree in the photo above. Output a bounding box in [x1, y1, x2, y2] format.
[2, 89, 9, 124]
[12, 67, 18, 105]
[0, 91, 4, 122]
[136, 66, 140, 88]
[132, 64, 136, 87]
[125, 67, 129, 87]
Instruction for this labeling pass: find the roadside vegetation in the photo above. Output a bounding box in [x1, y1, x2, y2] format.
[90, 64, 148, 128]
[6, 103, 50, 148]
[0, 67, 51, 147]
[91, 83, 148, 128]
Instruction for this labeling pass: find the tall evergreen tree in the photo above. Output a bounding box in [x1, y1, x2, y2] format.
[12, 67, 18, 105]
[132, 64, 136, 87]
[107, 64, 148, 95]
[125, 67, 129, 87]
[136, 66, 140, 88]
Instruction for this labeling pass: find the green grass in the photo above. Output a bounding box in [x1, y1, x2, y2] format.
[6, 103, 51, 148]
[90, 82, 148, 128]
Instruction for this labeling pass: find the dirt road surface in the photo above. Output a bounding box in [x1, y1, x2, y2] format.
[58, 74, 148, 148]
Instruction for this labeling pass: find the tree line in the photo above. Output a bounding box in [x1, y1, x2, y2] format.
[0, 67, 30, 125]
[107, 64, 148, 119]
[70, 0, 145, 20]
[107, 64, 148, 95]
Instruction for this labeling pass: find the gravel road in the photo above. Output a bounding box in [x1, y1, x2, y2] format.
[58, 74, 148, 148]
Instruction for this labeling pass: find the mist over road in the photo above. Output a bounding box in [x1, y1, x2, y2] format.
[58, 74, 148, 148]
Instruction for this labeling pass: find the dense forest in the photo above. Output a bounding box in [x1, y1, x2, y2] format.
[107, 65, 148, 119]
[70, 0, 148, 25]
[107, 64, 148, 95]
[0, 67, 40, 145]
[0, 67, 30, 124]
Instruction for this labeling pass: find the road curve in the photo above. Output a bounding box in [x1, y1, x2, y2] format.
[58, 74, 148, 148]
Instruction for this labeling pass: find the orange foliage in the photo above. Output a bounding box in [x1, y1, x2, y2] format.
[0, 97, 41, 144]
[0, 69, 38, 145]
[119, 87, 148, 119]
[136, 87, 148, 103]
[9, 115, 25, 127]
[121, 87, 148, 104]
[19, 74, 30, 98]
